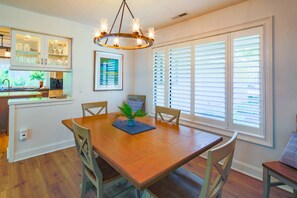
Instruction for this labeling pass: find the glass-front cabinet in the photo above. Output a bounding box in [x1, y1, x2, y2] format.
[12, 32, 43, 67]
[46, 37, 70, 68]
[11, 30, 71, 71]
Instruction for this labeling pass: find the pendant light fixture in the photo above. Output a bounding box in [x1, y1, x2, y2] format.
[93, 0, 155, 50]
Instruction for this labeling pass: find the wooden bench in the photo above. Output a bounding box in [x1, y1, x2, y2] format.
[262, 161, 297, 197]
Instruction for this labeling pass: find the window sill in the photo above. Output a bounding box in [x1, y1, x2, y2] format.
[149, 113, 273, 148]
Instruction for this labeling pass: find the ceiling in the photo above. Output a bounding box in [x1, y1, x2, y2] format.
[0, 0, 247, 30]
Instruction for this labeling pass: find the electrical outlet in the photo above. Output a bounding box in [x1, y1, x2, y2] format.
[19, 129, 28, 140]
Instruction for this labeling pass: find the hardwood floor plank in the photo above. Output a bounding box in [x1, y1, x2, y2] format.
[49, 180, 77, 198]
[51, 148, 82, 197]
[0, 189, 11, 198]
[0, 146, 293, 197]
[0, 163, 11, 191]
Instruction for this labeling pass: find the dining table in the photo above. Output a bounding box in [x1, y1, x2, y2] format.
[62, 112, 223, 191]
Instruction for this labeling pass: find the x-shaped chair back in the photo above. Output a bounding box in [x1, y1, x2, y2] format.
[200, 132, 238, 198]
[82, 101, 108, 117]
[155, 106, 181, 125]
[71, 119, 103, 188]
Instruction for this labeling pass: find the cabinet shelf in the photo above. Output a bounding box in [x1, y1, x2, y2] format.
[48, 53, 68, 57]
[16, 50, 40, 55]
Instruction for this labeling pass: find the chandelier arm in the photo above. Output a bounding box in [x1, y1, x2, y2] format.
[105, 0, 125, 44]
[118, 0, 126, 34]
[125, 1, 145, 36]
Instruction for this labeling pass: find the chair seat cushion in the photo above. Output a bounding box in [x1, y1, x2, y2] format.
[280, 132, 297, 169]
[147, 168, 204, 198]
[96, 157, 121, 183]
[127, 100, 144, 112]
[262, 161, 297, 183]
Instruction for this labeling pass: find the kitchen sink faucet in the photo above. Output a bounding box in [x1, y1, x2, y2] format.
[2, 78, 10, 91]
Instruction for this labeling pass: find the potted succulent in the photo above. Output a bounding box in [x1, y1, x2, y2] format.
[30, 71, 46, 88]
[118, 102, 147, 127]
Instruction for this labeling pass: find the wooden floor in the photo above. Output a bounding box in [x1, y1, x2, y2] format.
[0, 145, 293, 198]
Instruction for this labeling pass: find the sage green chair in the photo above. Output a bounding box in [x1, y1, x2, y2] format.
[146, 132, 238, 198]
[72, 119, 127, 198]
[155, 106, 181, 125]
[81, 101, 108, 117]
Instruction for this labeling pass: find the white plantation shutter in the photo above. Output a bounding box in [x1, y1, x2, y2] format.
[168, 46, 191, 114]
[151, 23, 272, 145]
[153, 50, 165, 107]
[194, 36, 227, 124]
[232, 27, 263, 135]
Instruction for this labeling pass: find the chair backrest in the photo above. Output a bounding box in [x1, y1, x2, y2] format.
[200, 132, 238, 198]
[81, 101, 108, 117]
[127, 95, 146, 112]
[155, 106, 181, 125]
[72, 119, 103, 184]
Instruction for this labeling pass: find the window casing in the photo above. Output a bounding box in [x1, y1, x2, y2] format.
[152, 19, 273, 147]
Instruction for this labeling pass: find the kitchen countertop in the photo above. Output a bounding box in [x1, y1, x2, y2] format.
[8, 96, 73, 105]
[0, 91, 42, 98]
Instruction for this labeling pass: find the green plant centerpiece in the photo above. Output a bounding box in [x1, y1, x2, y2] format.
[118, 102, 147, 127]
[30, 71, 46, 88]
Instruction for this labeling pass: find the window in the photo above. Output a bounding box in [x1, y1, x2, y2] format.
[0, 59, 48, 87]
[152, 21, 272, 146]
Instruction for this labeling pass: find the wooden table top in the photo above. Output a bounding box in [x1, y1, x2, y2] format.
[62, 113, 222, 190]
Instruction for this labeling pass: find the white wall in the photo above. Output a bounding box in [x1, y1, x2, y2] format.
[0, 4, 135, 161]
[135, 0, 297, 180]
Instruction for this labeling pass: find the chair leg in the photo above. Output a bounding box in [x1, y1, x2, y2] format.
[217, 191, 222, 198]
[81, 168, 88, 198]
[263, 167, 271, 198]
[95, 179, 103, 198]
[135, 189, 142, 198]
[293, 189, 297, 198]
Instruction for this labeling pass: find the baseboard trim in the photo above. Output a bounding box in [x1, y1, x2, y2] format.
[13, 139, 75, 162]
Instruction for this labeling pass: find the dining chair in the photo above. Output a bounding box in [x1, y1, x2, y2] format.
[72, 119, 131, 198]
[81, 101, 108, 117]
[146, 131, 238, 198]
[155, 106, 181, 125]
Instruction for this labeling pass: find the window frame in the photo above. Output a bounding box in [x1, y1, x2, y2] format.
[151, 17, 273, 147]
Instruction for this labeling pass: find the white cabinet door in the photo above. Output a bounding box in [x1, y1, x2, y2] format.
[45, 36, 71, 69]
[11, 30, 44, 67]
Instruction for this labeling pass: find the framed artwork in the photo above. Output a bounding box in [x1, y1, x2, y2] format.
[94, 51, 123, 91]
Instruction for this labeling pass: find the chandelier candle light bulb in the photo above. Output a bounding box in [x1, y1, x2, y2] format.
[100, 18, 108, 34]
[148, 27, 155, 39]
[136, 38, 142, 46]
[113, 37, 120, 47]
[132, 18, 140, 34]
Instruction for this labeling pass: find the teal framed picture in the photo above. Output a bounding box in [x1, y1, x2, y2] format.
[94, 51, 123, 91]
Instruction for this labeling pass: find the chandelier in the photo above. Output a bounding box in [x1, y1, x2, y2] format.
[93, 0, 155, 50]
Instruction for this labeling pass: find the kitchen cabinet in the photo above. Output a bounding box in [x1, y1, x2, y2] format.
[0, 92, 42, 135]
[49, 89, 63, 98]
[10, 30, 71, 72]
